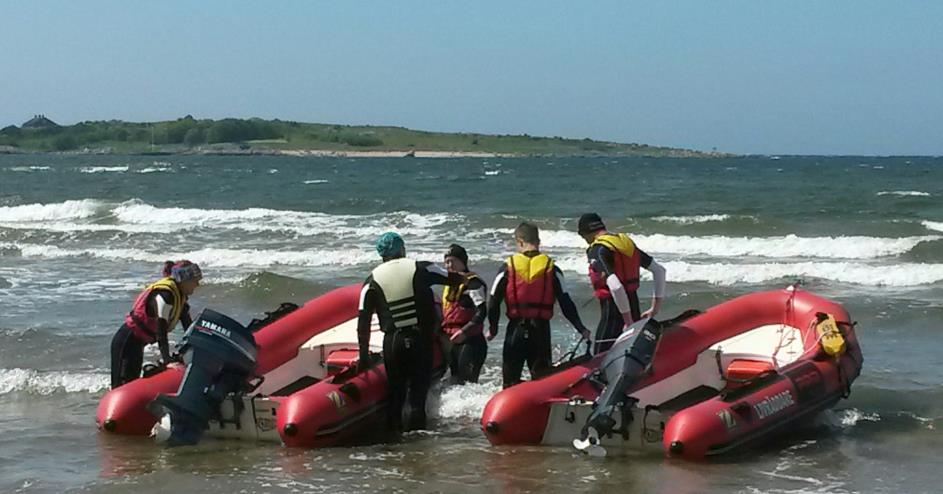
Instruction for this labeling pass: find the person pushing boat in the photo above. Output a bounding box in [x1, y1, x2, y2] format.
[356, 232, 464, 431]
[487, 222, 591, 388]
[110, 260, 201, 388]
[577, 213, 666, 354]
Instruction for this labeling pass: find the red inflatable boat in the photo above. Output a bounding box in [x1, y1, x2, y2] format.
[480, 287, 863, 459]
[97, 284, 442, 447]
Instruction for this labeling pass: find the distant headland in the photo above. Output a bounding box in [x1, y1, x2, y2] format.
[0, 115, 730, 158]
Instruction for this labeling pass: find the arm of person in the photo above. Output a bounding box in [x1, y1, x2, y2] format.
[553, 266, 591, 339]
[486, 266, 508, 341]
[156, 320, 172, 364]
[588, 244, 635, 326]
[419, 261, 466, 286]
[453, 278, 488, 342]
[153, 292, 176, 363]
[357, 277, 378, 369]
[639, 250, 666, 319]
[180, 302, 193, 330]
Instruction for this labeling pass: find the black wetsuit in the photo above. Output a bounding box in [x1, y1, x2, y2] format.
[488, 251, 589, 388]
[110, 291, 191, 388]
[444, 277, 488, 384]
[587, 244, 654, 354]
[357, 259, 461, 431]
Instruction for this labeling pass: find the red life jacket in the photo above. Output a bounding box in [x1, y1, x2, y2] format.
[588, 233, 641, 299]
[124, 277, 185, 343]
[441, 273, 482, 336]
[505, 253, 555, 320]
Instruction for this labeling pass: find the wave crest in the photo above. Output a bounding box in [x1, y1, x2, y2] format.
[0, 368, 109, 395]
[540, 230, 939, 259]
[0, 199, 104, 222]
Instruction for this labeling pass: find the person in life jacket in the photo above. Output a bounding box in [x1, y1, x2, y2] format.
[440, 244, 488, 384]
[488, 222, 591, 388]
[110, 260, 202, 388]
[577, 213, 666, 354]
[357, 232, 466, 432]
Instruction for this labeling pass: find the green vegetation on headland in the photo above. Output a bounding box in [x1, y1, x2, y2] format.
[0, 115, 729, 157]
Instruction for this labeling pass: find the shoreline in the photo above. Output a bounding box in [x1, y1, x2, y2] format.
[0, 146, 733, 158]
[274, 149, 515, 158]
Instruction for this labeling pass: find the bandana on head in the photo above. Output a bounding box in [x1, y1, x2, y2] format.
[171, 261, 202, 282]
[376, 232, 405, 258]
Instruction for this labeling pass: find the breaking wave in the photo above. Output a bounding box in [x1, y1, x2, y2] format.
[0, 368, 109, 395]
[540, 230, 940, 260]
[877, 190, 931, 197]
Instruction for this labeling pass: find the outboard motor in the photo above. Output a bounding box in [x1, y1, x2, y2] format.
[149, 309, 258, 446]
[574, 317, 662, 456]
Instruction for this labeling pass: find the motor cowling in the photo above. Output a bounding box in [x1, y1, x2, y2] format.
[584, 318, 662, 436]
[149, 309, 258, 446]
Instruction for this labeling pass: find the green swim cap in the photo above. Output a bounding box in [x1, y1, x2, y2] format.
[376, 232, 405, 257]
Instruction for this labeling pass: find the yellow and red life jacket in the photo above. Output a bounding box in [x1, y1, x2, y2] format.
[505, 253, 555, 320]
[588, 233, 641, 299]
[441, 273, 482, 336]
[124, 277, 186, 343]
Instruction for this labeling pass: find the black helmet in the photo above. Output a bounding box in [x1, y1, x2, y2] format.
[444, 243, 469, 266]
[577, 213, 606, 235]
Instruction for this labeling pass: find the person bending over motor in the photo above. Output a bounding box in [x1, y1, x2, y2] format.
[357, 232, 465, 432]
[111, 260, 202, 388]
[577, 213, 666, 354]
[440, 244, 488, 384]
[488, 222, 591, 389]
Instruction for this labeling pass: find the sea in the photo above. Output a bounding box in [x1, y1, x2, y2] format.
[0, 154, 941, 493]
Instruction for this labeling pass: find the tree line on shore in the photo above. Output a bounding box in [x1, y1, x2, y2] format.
[0, 115, 716, 157]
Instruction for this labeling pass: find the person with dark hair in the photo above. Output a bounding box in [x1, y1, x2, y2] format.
[440, 244, 488, 384]
[110, 260, 202, 388]
[357, 232, 464, 431]
[577, 213, 666, 354]
[487, 223, 591, 388]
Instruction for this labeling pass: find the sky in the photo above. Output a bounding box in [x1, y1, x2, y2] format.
[1, 1, 941, 155]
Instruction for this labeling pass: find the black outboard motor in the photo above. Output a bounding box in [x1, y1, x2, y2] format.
[149, 309, 258, 446]
[574, 318, 662, 455]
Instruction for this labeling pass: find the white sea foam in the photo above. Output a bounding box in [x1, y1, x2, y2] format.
[645, 233, 939, 259]
[112, 201, 459, 237]
[537, 229, 586, 248]
[657, 260, 943, 287]
[539, 230, 939, 259]
[79, 166, 128, 173]
[835, 408, 881, 428]
[551, 254, 943, 287]
[0, 368, 109, 395]
[4, 241, 443, 269]
[0, 220, 172, 233]
[9, 243, 164, 262]
[9, 166, 52, 172]
[138, 167, 172, 174]
[922, 221, 943, 233]
[651, 214, 733, 224]
[0, 199, 103, 222]
[434, 382, 502, 420]
[7, 234, 942, 287]
[179, 247, 380, 268]
[877, 190, 931, 197]
[758, 471, 825, 486]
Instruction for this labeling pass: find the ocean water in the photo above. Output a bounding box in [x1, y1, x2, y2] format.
[0, 154, 941, 493]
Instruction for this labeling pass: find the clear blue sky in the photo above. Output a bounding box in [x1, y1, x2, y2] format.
[2, 1, 941, 155]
